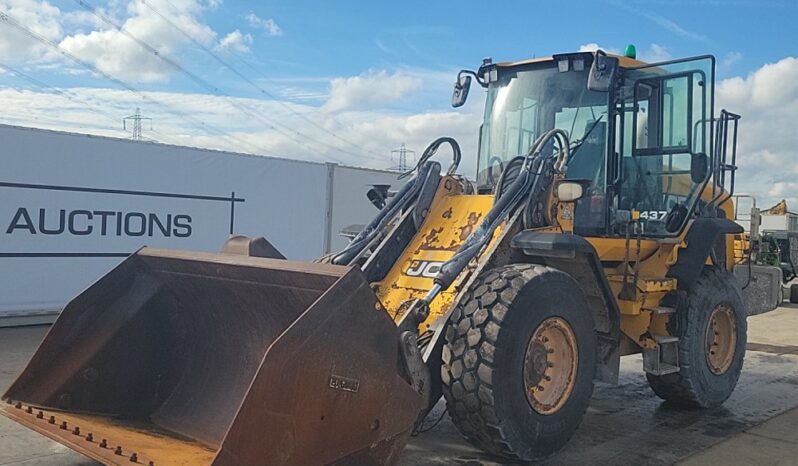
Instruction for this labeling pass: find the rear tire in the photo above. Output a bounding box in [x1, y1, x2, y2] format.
[646, 268, 747, 408]
[441, 264, 596, 462]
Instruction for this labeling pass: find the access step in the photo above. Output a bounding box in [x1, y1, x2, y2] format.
[652, 334, 679, 344]
[646, 305, 676, 315]
[643, 334, 681, 375]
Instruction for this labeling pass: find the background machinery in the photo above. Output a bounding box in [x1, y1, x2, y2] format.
[733, 195, 798, 304]
[2, 49, 778, 464]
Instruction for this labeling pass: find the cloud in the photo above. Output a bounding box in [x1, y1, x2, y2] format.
[721, 51, 743, 71]
[246, 13, 282, 37]
[577, 42, 671, 63]
[0, 0, 63, 61]
[609, 0, 707, 42]
[578, 43, 619, 54]
[57, 0, 217, 83]
[642, 11, 706, 42]
[0, 69, 482, 173]
[374, 26, 453, 63]
[716, 56, 798, 207]
[324, 70, 423, 112]
[639, 44, 672, 62]
[5, 52, 796, 208]
[218, 29, 252, 53]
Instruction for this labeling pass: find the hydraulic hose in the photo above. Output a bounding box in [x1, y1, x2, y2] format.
[400, 137, 461, 179]
[434, 129, 569, 293]
[332, 137, 463, 266]
[398, 130, 570, 335]
[332, 163, 432, 265]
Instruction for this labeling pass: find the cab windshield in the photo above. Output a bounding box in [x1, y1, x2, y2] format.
[477, 61, 609, 190]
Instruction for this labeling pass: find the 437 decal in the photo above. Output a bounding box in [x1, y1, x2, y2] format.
[639, 210, 668, 221]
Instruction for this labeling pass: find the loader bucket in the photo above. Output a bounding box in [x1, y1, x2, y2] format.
[1, 247, 423, 465]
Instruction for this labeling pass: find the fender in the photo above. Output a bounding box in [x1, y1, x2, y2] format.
[666, 217, 743, 289]
[510, 231, 621, 384]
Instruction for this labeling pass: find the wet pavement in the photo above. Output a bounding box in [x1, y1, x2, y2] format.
[1, 307, 797, 465]
[403, 352, 798, 465]
[402, 306, 798, 465]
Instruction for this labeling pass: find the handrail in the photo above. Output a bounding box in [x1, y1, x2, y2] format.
[705, 109, 741, 214]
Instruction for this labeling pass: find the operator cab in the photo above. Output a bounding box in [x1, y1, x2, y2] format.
[455, 50, 725, 238]
[474, 55, 611, 235]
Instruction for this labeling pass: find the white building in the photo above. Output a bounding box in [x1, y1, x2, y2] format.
[0, 124, 401, 325]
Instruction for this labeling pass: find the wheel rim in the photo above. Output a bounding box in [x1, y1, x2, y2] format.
[705, 304, 737, 375]
[523, 317, 578, 415]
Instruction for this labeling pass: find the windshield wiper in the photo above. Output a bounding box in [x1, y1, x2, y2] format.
[568, 114, 605, 158]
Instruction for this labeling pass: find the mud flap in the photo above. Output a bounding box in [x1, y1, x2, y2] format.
[2, 247, 422, 466]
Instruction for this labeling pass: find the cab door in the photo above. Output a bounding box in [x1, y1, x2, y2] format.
[612, 56, 715, 237]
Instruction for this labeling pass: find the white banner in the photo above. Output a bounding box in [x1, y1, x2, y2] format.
[1, 182, 240, 255]
[0, 125, 337, 319]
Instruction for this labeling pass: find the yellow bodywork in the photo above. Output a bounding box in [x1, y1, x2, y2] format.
[374, 173, 738, 355]
[375, 178, 497, 329]
[497, 54, 648, 70]
[734, 232, 751, 264]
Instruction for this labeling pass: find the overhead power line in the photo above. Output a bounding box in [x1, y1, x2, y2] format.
[72, 0, 375, 164]
[139, 0, 384, 160]
[0, 62, 257, 151]
[0, 61, 122, 130]
[70, 0, 327, 159]
[0, 10, 274, 156]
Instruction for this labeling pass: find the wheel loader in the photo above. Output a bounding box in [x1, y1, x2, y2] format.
[2, 49, 778, 465]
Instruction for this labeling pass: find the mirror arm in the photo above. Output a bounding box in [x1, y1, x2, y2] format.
[458, 69, 487, 88]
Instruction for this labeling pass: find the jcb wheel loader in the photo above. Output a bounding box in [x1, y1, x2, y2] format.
[3, 49, 774, 465]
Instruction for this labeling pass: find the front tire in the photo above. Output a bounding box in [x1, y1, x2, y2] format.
[647, 268, 747, 408]
[441, 264, 596, 462]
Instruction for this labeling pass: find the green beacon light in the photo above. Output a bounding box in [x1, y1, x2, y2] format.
[624, 44, 637, 59]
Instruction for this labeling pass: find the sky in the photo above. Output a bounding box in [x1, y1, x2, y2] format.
[0, 0, 797, 207]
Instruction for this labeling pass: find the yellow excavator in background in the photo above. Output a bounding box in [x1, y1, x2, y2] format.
[3, 48, 775, 465]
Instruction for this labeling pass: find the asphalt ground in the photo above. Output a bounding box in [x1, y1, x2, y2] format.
[1, 307, 797, 465]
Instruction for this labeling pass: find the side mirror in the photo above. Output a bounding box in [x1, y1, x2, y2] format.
[452, 74, 471, 108]
[557, 180, 589, 202]
[587, 50, 619, 92]
[664, 203, 688, 233]
[690, 152, 709, 184]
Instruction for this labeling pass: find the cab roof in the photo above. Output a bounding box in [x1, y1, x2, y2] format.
[495, 53, 648, 69]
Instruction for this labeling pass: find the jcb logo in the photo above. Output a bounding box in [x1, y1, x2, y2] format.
[405, 260, 443, 278]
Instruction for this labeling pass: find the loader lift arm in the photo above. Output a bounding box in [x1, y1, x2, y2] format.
[399, 129, 570, 334]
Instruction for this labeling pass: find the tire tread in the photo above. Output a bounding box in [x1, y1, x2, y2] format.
[646, 268, 747, 407]
[442, 263, 589, 460]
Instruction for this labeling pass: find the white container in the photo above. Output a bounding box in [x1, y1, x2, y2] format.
[760, 213, 798, 233]
[0, 125, 401, 324]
